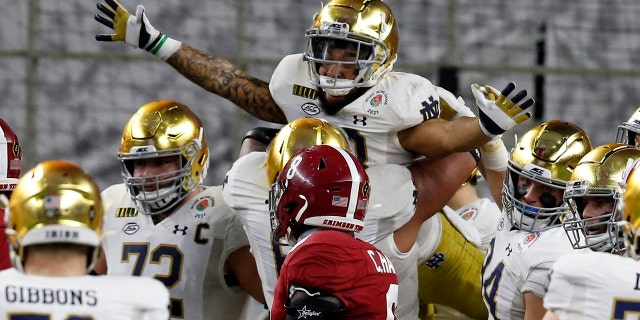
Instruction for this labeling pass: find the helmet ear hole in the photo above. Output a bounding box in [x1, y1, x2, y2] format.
[318, 158, 327, 170]
[284, 202, 298, 214]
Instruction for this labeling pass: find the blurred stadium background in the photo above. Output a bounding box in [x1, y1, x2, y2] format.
[2, 0, 640, 190]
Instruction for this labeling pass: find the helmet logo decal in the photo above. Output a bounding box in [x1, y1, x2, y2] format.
[331, 195, 348, 207]
[523, 163, 552, 179]
[320, 21, 349, 38]
[300, 103, 321, 116]
[43, 195, 61, 217]
[12, 140, 20, 157]
[362, 180, 370, 197]
[534, 144, 548, 157]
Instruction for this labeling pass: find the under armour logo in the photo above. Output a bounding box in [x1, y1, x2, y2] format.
[353, 115, 367, 126]
[424, 252, 445, 269]
[173, 225, 188, 235]
[505, 243, 513, 256]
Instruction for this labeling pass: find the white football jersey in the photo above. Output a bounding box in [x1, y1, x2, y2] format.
[481, 212, 587, 319]
[544, 252, 640, 320]
[223, 151, 419, 318]
[0, 268, 169, 319]
[101, 184, 250, 320]
[270, 53, 471, 167]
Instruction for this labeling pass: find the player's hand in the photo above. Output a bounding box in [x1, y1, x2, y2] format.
[95, 0, 162, 51]
[471, 82, 534, 138]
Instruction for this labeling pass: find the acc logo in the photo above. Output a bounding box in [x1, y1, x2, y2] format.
[300, 103, 320, 116]
[459, 207, 478, 221]
[191, 196, 215, 212]
[123, 222, 140, 235]
[363, 90, 388, 116]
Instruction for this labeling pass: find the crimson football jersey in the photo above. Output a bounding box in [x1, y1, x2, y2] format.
[271, 230, 398, 320]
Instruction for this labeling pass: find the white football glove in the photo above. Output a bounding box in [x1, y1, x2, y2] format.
[471, 82, 534, 138]
[95, 0, 180, 60]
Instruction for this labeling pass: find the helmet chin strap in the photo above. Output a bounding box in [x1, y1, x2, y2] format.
[318, 76, 354, 96]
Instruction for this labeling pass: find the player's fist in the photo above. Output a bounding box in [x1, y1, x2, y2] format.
[95, 0, 162, 51]
[472, 82, 534, 138]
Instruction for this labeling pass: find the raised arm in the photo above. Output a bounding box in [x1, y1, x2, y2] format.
[398, 82, 533, 159]
[94, 0, 286, 123]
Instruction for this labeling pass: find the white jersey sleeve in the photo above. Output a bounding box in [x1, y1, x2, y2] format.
[544, 252, 640, 320]
[269, 53, 449, 167]
[0, 268, 169, 320]
[100, 184, 250, 320]
[223, 151, 289, 309]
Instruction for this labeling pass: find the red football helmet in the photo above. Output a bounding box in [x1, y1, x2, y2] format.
[0, 118, 21, 193]
[270, 145, 370, 241]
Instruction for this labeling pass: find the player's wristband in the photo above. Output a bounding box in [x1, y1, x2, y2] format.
[147, 34, 181, 61]
[481, 138, 508, 171]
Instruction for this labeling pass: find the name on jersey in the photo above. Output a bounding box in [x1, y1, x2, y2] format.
[292, 84, 318, 100]
[5, 285, 97, 306]
[367, 250, 396, 274]
[115, 207, 138, 218]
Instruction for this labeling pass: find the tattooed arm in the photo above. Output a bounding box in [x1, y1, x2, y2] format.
[94, 1, 286, 124]
[168, 44, 287, 124]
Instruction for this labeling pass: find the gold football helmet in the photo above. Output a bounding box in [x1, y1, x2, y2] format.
[505, 120, 592, 232]
[7, 160, 103, 271]
[620, 160, 640, 259]
[266, 118, 353, 184]
[119, 100, 209, 215]
[304, 0, 399, 95]
[615, 106, 640, 147]
[563, 143, 640, 253]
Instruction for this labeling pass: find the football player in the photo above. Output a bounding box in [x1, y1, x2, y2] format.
[270, 144, 398, 319]
[94, 0, 533, 179]
[0, 117, 21, 270]
[94, 100, 265, 320]
[616, 106, 640, 147]
[416, 169, 501, 320]
[1, 160, 170, 319]
[225, 118, 488, 319]
[543, 144, 640, 319]
[481, 120, 593, 319]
